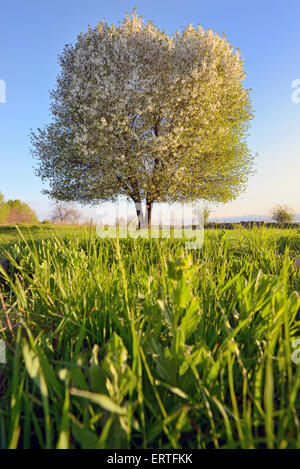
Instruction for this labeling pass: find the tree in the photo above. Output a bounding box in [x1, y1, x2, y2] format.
[5, 199, 38, 224]
[0, 194, 38, 224]
[203, 205, 212, 224]
[0, 192, 9, 224]
[31, 10, 254, 228]
[271, 204, 295, 224]
[50, 201, 81, 224]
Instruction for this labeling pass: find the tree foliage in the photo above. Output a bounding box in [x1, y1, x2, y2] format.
[31, 10, 254, 227]
[271, 204, 295, 224]
[5, 199, 38, 224]
[0, 193, 38, 224]
[0, 191, 10, 223]
[203, 205, 212, 224]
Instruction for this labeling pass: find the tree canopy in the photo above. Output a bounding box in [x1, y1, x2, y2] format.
[31, 10, 254, 227]
[0, 192, 9, 223]
[271, 204, 295, 224]
[0, 193, 38, 224]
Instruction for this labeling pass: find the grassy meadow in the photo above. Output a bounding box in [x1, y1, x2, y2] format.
[0, 224, 300, 449]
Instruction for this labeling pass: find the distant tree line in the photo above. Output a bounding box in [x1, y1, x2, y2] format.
[0, 191, 38, 224]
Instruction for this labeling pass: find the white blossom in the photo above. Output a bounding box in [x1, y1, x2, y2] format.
[31, 9, 254, 227]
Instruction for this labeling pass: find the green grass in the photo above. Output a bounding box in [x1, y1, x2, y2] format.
[0, 225, 299, 449]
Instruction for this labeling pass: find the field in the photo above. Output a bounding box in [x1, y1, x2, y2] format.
[0, 224, 300, 449]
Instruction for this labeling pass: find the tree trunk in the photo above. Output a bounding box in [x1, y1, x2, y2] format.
[146, 200, 152, 229]
[134, 201, 144, 229]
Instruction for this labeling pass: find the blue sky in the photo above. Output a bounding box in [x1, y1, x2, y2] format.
[0, 0, 299, 221]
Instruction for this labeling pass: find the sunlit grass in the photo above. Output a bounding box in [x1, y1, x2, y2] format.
[0, 225, 299, 448]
